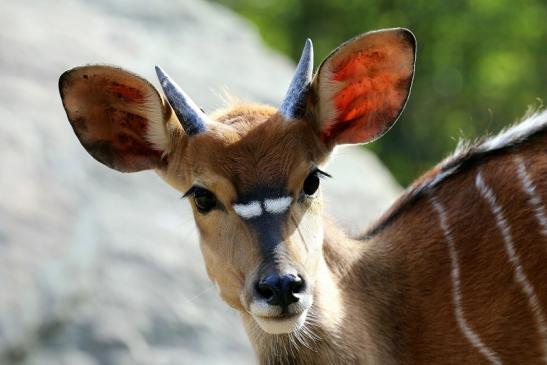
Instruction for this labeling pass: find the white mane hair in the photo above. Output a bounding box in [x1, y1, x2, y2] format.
[418, 108, 547, 194]
[365, 108, 547, 238]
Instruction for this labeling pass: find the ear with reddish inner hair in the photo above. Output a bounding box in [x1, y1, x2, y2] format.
[59, 65, 176, 172]
[310, 28, 416, 147]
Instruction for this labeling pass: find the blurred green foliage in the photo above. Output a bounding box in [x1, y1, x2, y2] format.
[212, 0, 546, 185]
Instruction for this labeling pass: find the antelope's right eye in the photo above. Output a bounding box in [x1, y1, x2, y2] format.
[184, 186, 218, 214]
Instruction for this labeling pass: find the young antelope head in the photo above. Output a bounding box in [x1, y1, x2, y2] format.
[59, 28, 415, 335]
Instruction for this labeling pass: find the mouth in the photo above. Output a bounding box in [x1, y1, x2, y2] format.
[253, 309, 309, 334]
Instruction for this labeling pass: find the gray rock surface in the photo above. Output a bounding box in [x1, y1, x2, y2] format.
[0, 0, 401, 364]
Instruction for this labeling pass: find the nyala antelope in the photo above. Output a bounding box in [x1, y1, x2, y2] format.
[59, 28, 547, 364]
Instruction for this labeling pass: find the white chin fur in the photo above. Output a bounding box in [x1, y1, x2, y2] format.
[253, 310, 309, 334]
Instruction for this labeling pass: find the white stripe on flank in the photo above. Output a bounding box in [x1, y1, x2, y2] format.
[264, 196, 292, 214]
[475, 172, 547, 363]
[233, 201, 262, 219]
[430, 197, 503, 365]
[515, 157, 547, 237]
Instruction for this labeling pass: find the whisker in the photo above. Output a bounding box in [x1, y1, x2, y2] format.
[291, 211, 310, 253]
[182, 284, 215, 304]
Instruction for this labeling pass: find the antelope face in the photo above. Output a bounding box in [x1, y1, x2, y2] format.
[59, 28, 415, 334]
[162, 111, 329, 334]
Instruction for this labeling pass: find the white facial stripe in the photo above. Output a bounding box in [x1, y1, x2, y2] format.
[264, 196, 293, 214]
[233, 196, 293, 219]
[233, 201, 262, 219]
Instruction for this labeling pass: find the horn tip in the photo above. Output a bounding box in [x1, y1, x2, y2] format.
[304, 38, 313, 55]
[154, 65, 168, 86]
[301, 39, 313, 67]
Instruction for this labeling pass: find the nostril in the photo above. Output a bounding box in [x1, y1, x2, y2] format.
[290, 275, 305, 294]
[255, 273, 307, 307]
[256, 281, 275, 301]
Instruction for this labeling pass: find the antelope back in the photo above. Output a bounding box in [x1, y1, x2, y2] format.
[366, 111, 547, 363]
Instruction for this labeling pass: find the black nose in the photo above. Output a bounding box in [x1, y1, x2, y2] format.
[256, 273, 305, 308]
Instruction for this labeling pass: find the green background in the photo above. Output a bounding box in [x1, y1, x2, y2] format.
[212, 0, 546, 185]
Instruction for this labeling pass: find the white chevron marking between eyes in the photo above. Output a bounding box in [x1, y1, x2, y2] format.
[431, 197, 503, 365]
[233, 201, 262, 219]
[476, 172, 547, 363]
[515, 157, 547, 237]
[264, 196, 293, 214]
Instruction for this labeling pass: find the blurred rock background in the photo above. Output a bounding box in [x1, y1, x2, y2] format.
[0, 0, 400, 364]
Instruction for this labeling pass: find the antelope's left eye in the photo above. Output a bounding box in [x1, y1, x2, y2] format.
[302, 169, 331, 197]
[303, 172, 320, 196]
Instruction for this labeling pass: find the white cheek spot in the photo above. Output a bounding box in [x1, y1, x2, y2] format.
[264, 196, 293, 214]
[233, 201, 263, 219]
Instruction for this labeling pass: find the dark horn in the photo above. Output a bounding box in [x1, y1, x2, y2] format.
[155, 65, 208, 135]
[279, 39, 314, 119]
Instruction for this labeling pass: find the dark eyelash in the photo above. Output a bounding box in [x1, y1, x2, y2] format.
[314, 168, 332, 179]
[182, 186, 204, 199]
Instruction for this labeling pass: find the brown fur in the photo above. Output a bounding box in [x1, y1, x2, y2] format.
[158, 105, 333, 315]
[374, 131, 547, 363]
[158, 103, 547, 364]
[63, 81, 547, 362]
[59, 29, 546, 364]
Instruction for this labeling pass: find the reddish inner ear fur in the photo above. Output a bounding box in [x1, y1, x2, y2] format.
[60, 66, 166, 172]
[107, 82, 147, 103]
[332, 48, 387, 81]
[315, 29, 415, 146]
[335, 74, 402, 120]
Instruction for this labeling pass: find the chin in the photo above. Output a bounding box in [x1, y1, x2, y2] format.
[253, 309, 309, 334]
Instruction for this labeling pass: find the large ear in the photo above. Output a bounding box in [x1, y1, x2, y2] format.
[311, 28, 416, 146]
[59, 65, 175, 172]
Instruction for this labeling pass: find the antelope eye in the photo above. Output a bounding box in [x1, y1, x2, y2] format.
[192, 187, 217, 213]
[302, 169, 331, 197]
[303, 172, 320, 196]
